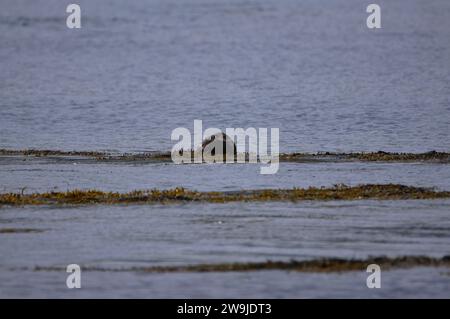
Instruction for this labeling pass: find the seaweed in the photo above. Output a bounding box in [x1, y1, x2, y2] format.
[279, 150, 450, 163]
[0, 228, 44, 234]
[1, 184, 449, 206]
[2, 149, 450, 163]
[30, 255, 450, 273]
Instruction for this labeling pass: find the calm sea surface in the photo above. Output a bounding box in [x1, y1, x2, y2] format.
[0, 0, 449, 298]
[0, 0, 449, 153]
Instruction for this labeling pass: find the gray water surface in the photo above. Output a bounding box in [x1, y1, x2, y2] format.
[2, 156, 450, 193]
[1, 0, 449, 153]
[1, 268, 449, 298]
[1, 200, 449, 298]
[1, 0, 450, 298]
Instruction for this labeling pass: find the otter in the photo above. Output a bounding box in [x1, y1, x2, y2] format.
[201, 132, 237, 162]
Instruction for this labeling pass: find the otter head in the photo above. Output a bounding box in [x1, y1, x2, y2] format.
[201, 132, 237, 162]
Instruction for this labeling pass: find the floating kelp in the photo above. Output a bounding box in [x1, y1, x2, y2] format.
[29, 255, 450, 273]
[1, 149, 449, 163]
[1, 184, 449, 206]
[0, 149, 107, 158]
[0, 228, 44, 234]
[279, 150, 450, 163]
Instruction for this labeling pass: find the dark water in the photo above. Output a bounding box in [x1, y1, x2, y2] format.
[1, 0, 450, 298]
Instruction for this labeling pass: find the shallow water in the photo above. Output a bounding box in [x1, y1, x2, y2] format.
[2, 156, 450, 193]
[1, 267, 449, 298]
[2, 200, 450, 266]
[0, 200, 449, 297]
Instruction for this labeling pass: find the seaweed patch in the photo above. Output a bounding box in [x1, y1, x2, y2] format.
[1, 184, 449, 206]
[29, 255, 450, 274]
[0, 228, 45, 234]
[1, 149, 449, 163]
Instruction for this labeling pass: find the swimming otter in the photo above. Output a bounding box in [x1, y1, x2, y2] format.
[201, 132, 237, 162]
